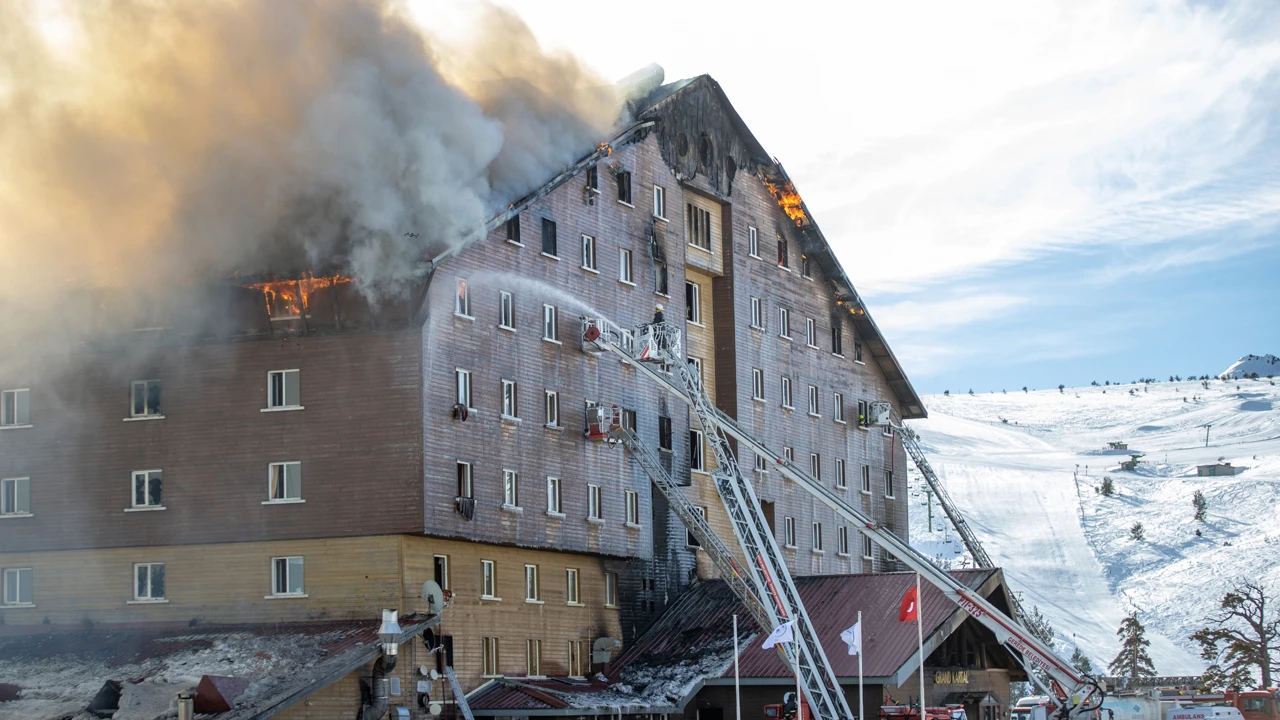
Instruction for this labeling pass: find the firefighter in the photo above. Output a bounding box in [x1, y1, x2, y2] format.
[652, 303, 665, 325]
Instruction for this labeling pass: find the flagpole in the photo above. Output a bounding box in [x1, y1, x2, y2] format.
[916, 573, 925, 720]
[734, 614, 741, 720]
[858, 610, 864, 720]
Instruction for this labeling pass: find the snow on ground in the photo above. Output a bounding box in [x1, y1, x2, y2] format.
[1221, 354, 1280, 379]
[906, 370, 1280, 676]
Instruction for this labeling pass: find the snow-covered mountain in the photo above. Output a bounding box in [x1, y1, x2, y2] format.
[1221, 353, 1280, 379]
[906, 374, 1280, 676]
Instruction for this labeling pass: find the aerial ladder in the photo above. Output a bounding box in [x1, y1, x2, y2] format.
[580, 318, 1104, 720]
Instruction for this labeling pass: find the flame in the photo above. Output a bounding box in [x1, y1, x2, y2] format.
[243, 273, 352, 319]
[761, 176, 809, 226]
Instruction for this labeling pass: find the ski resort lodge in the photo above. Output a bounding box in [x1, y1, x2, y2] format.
[0, 72, 1022, 720]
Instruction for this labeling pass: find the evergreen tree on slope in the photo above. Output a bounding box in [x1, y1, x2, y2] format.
[1109, 612, 1157, 679]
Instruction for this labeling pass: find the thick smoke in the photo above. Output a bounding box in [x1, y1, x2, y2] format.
[0, 0, 621, 313]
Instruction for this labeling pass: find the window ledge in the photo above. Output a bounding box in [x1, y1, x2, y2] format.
[262, 499, 305, 505]
[811, 549, 826, 556]
[500, 415, 522, 425]
[540, 252, 560, 261]
[566, 601, 586, 607]
[781, 405, 795, 412]
[625, 522, 642, 530]
[750, 325, 763, 332]
[265, 593, 309, 600]
[691, 469, 711, 477]
[506, 239, 524, 248]
[261, 406, 304, 413]
[655, 291, 670, 298]
[123, 415, 166, 422]
[0, 424, 34, 430]
[778, 265, 793, 272]
[127, 598, 170, 605]
[832, 353, 846, 359]
[1, 511, 33, 519]
[498, 325, 516, 333]
[779, 335, 793, 342]
[748, 253, 762, 260]
[835, 419, 847, 425]
[543, 337, 562, 346]
[124, 506, 166, 512]
[687, 243, 713, 256]
[580, 266, 599, 274]
[586, 517, 605, 526]
[861, 490, 872, 496]
[525, 598, 545, 605]
[854, 359, 867, 365]
[544, 423, 563, 432]
[885, 495, 897, 500]
[454, 313, 475, 322]
[618, 279, 636, 287]
[501, 503, 524, 515]
[806, 344, 820, 350]
[654, 214, 669, 223]
[862, 556, 874, 561]
[752, 397, 765, 404]
[784, 544, 798, 551]
[480, 596, 503, 602]
[836, 485, 848, 491]
[837, 552, 851, 558]
[686, 320, 706, 328]
[2, 603, 35, 608]
[808, 413, 821, 419]
[858, 425, 870, 432]
[546, 510, 566, 519]
[617, 200, 634, 208]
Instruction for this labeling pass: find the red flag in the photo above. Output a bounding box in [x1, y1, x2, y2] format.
[898, 585, 919, 622]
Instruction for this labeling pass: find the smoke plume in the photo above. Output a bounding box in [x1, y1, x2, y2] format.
[0, 0, 621, 315]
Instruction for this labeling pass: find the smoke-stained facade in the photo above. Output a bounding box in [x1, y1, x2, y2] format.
[0, 69, 924, 718]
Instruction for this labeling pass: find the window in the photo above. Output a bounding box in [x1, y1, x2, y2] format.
[455, 279, 471, 316]
[566, 568, 581, 604]
[456, 462, 473, 499]
[685, 281, 701, 323]
[605, 573, 618, 607]
[854, 340, 864, 363]
[780, 376, 793, 408]
[618, 248, 633, 283]
[625, 490, 640, 525]
[838, 526, 850, 555]
[777, 235, 789, 268]
[783, 446, 794, 462]
[546, 476, 561, 514]
[752, 369, 765, 401]
[2, 478, 31, 516]
[801, 254, 812, 279]
[268, 462, 301, 502]
[884, 423, 895, 438]
[1, 389, 30, 427]
[581, 234, 597, 271]
[499, 290, 515, 330]
[653, 185, 666, 219]
[748, 226, 759, 258]
[784, 517, 796, 547]
[654, 260, 669, 295]
[134, 562, 165, 601]
[686, 203, 712, 251]
[686, 506, 707, 547]
[130, 380, 162, 418]
[482, 637, 500, 677]
[501, 379, 519, 419]
[863, 535, 874, 560]
[885, 470, 895, 498]
[266, 370, 300, 409]
[543, 305, 557, 341]
[812, 522, 823, 551]
[857, 400, 869, 427]
[541, 218, 557, 256]
[544, 390, 560, 427]
[831, 324, 843, 355]
[750, 297, 763, 329]
[835, 459, 847, 489]
[616, 171, 632, 204]
[689, 430, 705, 472]
[3, 568, 33, 606]
[586, 166, 599, 192]
[861, 465, 872, 493]
[810, 453, 821, 479]
[588, 484, 602, 520]
[503, 469, 520, 507]
[434, 554, 450, 590]
[808, 385, 819, 415]
[504, 216, 521, 244]
[524, 564, 539, 601]
[688, 357, 703, 384]
[271, 556, 304, 596]
[567, 639, 585, 677]
[455, 369, 472, 409]
[806, 318, 817, 347]
[132, 470, 164, 508]
[833, 393, 845, 423]
[754, 454, 767, 473]
[482, 560, 497, 599]
[658, 415, 673, 451]
[778, 308, 791, 338]
[527, 639, 542, 677]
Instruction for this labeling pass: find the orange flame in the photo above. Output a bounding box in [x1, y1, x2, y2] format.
[244, 273, 352, 319]
[761, 176, 809, 226]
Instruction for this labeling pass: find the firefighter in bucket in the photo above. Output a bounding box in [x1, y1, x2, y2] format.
[638, 303, 668, 362]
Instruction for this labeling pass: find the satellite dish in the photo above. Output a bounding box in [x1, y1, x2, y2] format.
[428, 668, 441, 681]
[422, 580, 445, 614]
[429, 701, 444, 716]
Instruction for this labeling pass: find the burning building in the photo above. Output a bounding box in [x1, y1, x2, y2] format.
[0, 69, 927, 719]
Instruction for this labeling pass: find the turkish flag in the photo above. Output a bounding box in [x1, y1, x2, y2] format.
[898, 585, 919, 622]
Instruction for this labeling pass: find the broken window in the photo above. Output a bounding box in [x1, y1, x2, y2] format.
[689, 429, 705, 472]
[777, 235, 789, 268]
[134, 562, 165, 601]
[541, 218, 557, 256]
[505, 216, 521, 245]
[267, 370, 300, 409]
[268, 462, 301, 502]
[130, 380, 162, 418]
[1, 388, 30, 427]
[1, 477, 30, 516]
[131, 470, 163, 508]
[585, 166, 599, 192]
[686, 203, 712, 251]
[271, 556, 304, 596]
[455, 279, 471, 317]
[654, 260, 669, 295]
[616, 171, 632, 204]
[658, 415, 672, 452]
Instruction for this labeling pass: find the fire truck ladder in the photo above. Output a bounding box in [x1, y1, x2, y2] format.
[586, 320, 852, 720]
[583, 320, 1103, 720]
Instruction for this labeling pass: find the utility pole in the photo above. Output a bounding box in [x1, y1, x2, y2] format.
[1202, 423, 1212, 448]
[924, 486, 934, 532]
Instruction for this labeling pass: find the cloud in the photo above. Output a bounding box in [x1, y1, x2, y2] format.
[872, 292, 1027, 334]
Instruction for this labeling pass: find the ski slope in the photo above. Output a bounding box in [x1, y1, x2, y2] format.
[906, 369, 1280, 675]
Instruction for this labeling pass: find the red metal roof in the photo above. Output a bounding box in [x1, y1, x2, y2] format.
[615, 570, 1004, 681]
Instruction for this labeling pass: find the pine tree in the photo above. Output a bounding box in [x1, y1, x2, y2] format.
[1025, 604, 1056, 646]
[1100, 477, 1115, 496]
[1071, 647, 1095, 674]
[1130, 522, 1145, 541]
[1193, 490, 1208, 522]
[1109, 612, 1157, 679]
[1190, 581, 1278, 688]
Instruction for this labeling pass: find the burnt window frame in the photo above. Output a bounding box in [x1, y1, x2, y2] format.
[541, 218, 558, 257]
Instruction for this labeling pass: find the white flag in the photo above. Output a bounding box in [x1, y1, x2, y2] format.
[840, 619, 863, 656]
[762, 620, 796, 649]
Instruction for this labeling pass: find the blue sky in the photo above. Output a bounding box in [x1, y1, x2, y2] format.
[419, 0, 1280, 393]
